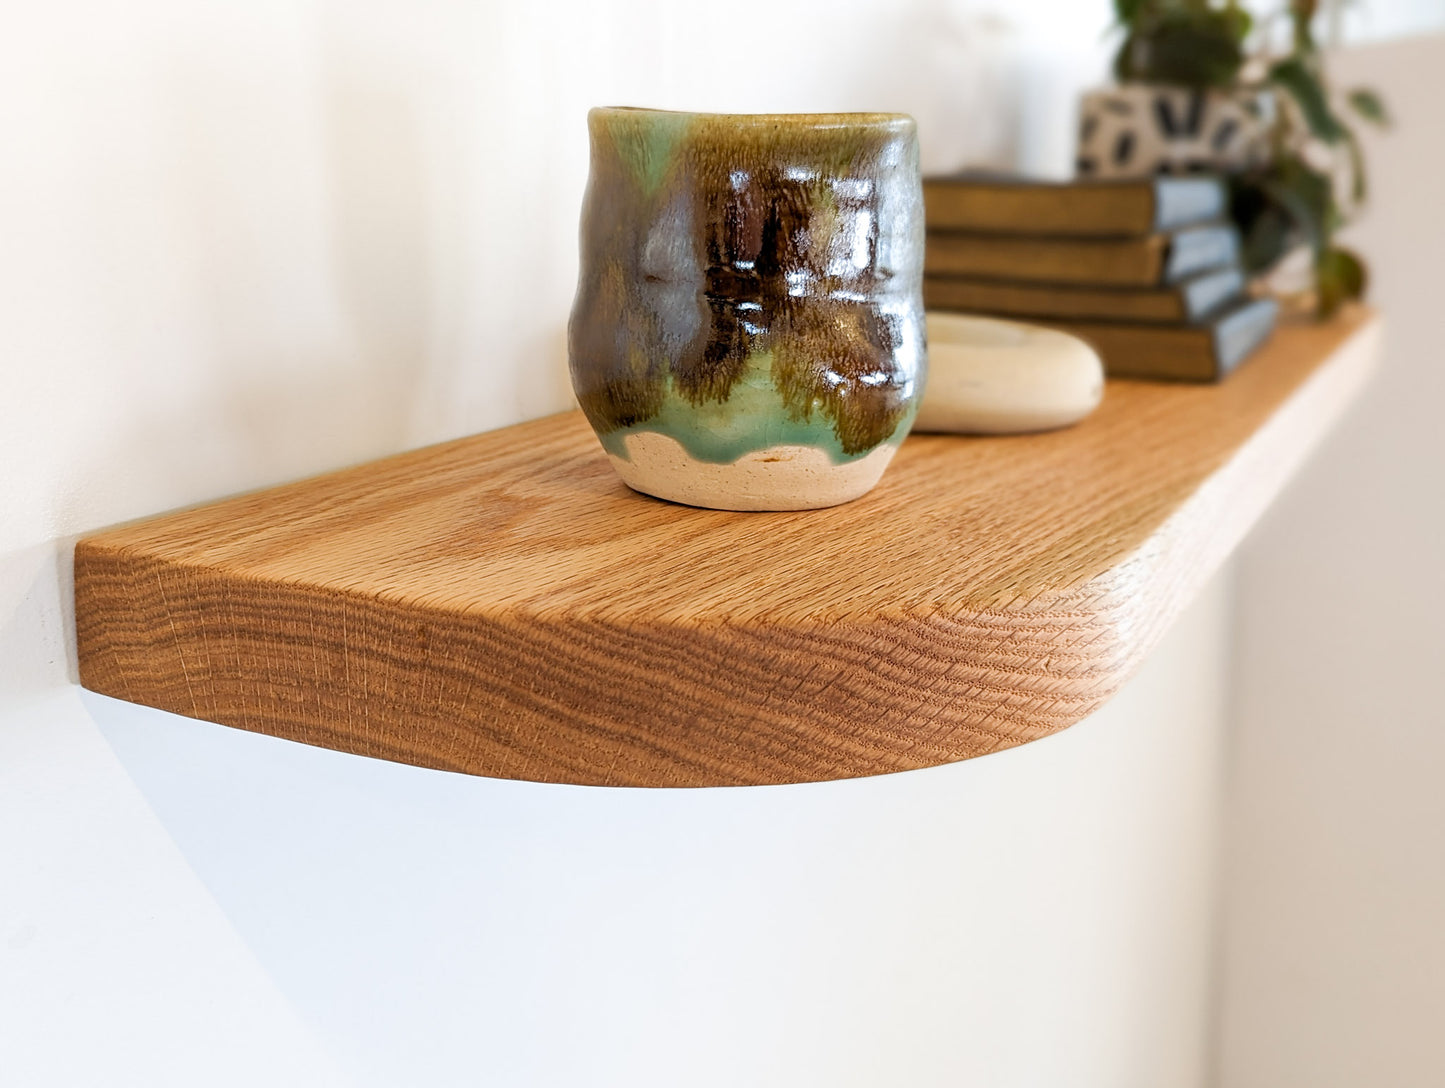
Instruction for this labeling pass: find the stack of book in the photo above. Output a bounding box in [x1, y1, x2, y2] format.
[921, 174, 1278, 382]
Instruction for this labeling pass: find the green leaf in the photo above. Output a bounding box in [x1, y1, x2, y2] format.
[1331, 246, 1367, 296]
[1347, 87, 1391, 126]
[1113, 31, 1142, 84]
[1122, 11, 1247, 88]
[1263, 158, 1334, 254]
[1316, 245, 1368, 317]
[1231, 176, 1292, 274]
[1223, 1, 1253, 42]
[1270, 57, 1347, 143]
[1113, 0, 1146, 25]
[1344, 130, 1367, 204]
[1291, 0, 1321, 53]
[1243, 206, 1296, 273]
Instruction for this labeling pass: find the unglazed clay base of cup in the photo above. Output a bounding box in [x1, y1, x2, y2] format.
[608, 432, 898, 511]
[916, 312, 1105, 434]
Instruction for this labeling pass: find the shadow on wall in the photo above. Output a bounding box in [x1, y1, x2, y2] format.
[0, 544, 76, 699]
[82, 564, 1229, 1088]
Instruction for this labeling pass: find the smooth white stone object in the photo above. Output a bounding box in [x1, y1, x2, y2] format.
[917, 313, 1106, 434]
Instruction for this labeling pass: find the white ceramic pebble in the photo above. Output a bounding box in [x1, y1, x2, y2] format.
[915, 312, 1105, 434]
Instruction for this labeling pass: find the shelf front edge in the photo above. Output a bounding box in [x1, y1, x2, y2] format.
[74, 312, 1381, 787]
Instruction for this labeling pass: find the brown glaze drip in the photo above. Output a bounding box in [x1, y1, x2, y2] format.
[569, 110, 926, 457]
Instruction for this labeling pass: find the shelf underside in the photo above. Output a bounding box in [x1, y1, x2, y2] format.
[75, 308, 1379, 786]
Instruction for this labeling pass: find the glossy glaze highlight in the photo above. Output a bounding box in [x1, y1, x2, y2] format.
[568, 108, 926, 509]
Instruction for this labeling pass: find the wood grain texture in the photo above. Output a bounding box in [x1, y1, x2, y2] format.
[74, 308, 1381, 787]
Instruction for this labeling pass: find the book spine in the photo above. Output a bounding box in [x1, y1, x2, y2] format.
[1180, 268, 1246, 321]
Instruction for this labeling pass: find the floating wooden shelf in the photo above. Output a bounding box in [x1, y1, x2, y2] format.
[75, 308, 1379, 787]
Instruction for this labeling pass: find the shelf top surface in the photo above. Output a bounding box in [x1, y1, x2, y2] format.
[87, 308, 1378, 627]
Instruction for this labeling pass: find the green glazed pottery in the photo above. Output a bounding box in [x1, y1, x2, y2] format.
[568, 107, 926, 511]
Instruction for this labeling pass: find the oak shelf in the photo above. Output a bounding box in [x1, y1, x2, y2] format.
[75, 308, 1379, 787]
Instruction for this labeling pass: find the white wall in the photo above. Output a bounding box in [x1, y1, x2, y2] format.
[1, 0, 1115, 708]
[1217, 31, 1445, 1088]
[1336, 0, 1445, 44]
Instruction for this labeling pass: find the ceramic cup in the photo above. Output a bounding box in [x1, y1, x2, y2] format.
[568, 107, 926, 511]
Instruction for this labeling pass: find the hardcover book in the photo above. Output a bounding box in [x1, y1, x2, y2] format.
[923, 267, 1245, 324]
[922, 173, 1227, 236]
[923, 224, 1241, 288]
[1042, 296, 1280, 382]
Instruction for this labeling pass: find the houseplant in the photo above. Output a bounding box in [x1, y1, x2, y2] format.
[1078, 0, 1389, 317]
[1077, 2, 1271, 181]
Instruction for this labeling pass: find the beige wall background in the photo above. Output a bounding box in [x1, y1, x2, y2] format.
[1218, 31, 1445, 1088]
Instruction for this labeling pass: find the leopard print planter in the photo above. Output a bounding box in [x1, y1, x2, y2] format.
[1076, 85, 1274, 180]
